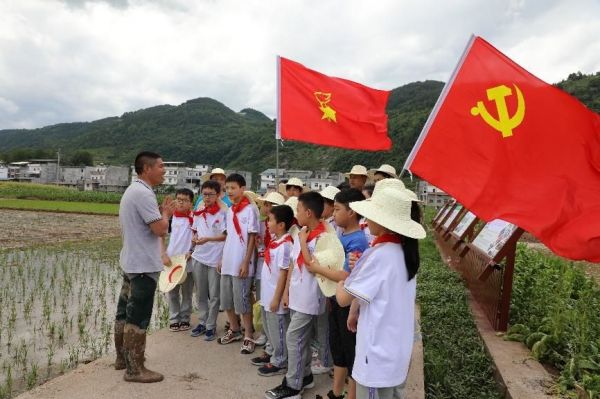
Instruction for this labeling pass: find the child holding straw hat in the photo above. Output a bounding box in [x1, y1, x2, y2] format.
[336, 179, 425, 399]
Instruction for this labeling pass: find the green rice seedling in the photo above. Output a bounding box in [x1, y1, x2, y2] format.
[25, 362, 38, 389]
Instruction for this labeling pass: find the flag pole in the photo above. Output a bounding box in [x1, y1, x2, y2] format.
[400, 34, 477, 177]
[275, 55, 281, 187]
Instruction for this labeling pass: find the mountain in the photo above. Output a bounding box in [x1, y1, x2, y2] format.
[1, 72, 598, 185]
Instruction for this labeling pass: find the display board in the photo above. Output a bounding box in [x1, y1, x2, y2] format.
[471, 219, 518, 258]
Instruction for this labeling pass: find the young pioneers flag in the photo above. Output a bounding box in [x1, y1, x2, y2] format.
[276, 56, 392, 151]
[404, 35, 600, 262]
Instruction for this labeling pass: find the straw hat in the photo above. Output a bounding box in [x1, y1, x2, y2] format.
[244, 190, 259, 206]
[258, 191, 285, 206]
[372, 179, 420, 202]
[350, 181, 426, 239]
[404, 189, 421, 202]
[369, 164, 398, 179]
[320, 185, 340, 202]
[158, 254, 189, 293]
[286, 177, 304, 188]
[284, 196, 299, 217]
[201, 167, 227, 182]
[344, 165, 368, 177]
[313, 231, 345, 297]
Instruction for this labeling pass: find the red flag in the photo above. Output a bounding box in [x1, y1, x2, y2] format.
[277, 56, 391, 151]
[405, 36, 600, 262]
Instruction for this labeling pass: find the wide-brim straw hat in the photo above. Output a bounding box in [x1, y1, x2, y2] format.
[314, 231, 345, 297]
[320, 185, 340, 202]
[158, 254, 188, 293]
[350, 181, 426, 239]
[258, 191, 285, 206]
[371, 178, 421, 203]
[201, 167, 227, 182]
[344, 165, 368, 177]
[284, 196, 299, 217]
[368, 164, 398, 179]
[244, 190, 259, 206]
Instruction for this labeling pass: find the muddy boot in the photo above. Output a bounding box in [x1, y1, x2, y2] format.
[123, 324, 163, 383]
[114, 320, 126, 370]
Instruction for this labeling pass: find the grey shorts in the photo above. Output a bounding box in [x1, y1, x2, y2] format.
[220, 274, 252, 315]
[356, 382, 406, 399]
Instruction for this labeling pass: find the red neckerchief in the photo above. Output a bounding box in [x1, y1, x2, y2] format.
[264, 219, 272, 249]
[194, 202, 220, 219]
[231, 196, 251, 243]
[264, 234, 293, 273]
[296, 222, 326, 272]
[173, 211, 193, 226]
[370, 233, 402, 247]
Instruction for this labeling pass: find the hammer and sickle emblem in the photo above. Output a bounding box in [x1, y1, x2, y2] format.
[470, 84, 525, 138]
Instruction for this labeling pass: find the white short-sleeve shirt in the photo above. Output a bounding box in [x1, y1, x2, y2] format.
[260, 233, 292, 314]
[221, 204, 260, 277]
[166, 214, 194, 257]
[344, 242, 416, 388]
[191, 209, 227, 267]
[289, 231, 326, 315]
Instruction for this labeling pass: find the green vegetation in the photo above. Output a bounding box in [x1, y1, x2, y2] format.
[418, 220, 502, 398]
[0, 199, 119, 215]
[506, 245, 600, 397]
[0, 182, 122, 203]
[556, 71, 600, 113]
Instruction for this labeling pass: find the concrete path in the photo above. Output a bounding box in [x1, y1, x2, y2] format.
[18, 313, 424, 399]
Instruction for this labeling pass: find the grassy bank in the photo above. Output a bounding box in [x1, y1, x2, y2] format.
[418, 226, 502, 398]
[0, 199, 119, 215]
[0, 182, 122, 203]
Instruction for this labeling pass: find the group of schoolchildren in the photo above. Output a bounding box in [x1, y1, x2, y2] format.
[161, 163, 425, 399]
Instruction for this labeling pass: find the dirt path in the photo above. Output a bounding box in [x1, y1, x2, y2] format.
[0, 209, 120, 249]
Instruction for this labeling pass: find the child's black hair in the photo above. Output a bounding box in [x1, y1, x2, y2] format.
[175, 188, 194, 202]
[403, 201, 423, 282]
[269, 205, 295, 231]
[298, 191, 324, 219]
[336, 181, 350, 191]
[324, 198, 334, 207]
[362, 183, 375, 198]
[201, 180, 221, 193]
[334, 188, 365, 221]
[225, 173, 246, 187]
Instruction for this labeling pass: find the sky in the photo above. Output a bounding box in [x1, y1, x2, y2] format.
[0, 0, 599, 129]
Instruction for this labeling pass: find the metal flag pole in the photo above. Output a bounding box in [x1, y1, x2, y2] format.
[275, 55, 281, 187]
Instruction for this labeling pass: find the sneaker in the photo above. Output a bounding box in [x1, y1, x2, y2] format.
[190, 323, 206, 337]
[255, 333, 268, 347]
[302, 373, 315, 390]
[258, 363, 287, 377]
[204, 328, 217, 341]
[311, 360, 332, 375]
[241, 338, 256, 354]
[218, 329, 243, 345]
[251, 352, 271, 366]
[265, 378, 302, 399]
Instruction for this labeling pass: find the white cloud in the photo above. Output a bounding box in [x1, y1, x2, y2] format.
[0, 0, 598, 129]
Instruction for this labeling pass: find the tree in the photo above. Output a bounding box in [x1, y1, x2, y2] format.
[69, 151, 94, 166]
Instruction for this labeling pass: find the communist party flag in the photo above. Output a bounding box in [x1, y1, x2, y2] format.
[277, 56, 391, 151]
[405, 36, 600, 262]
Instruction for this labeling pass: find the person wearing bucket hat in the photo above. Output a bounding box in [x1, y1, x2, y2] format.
[319, 185, 340, 232]
[116, 151, 175, 383]
[219, 173, 261, 354]
[344, 165, 368, 191]
[306, 188, 369, 399]
[335, 180, 425, 398]
[161, 188, 195, 333]
[369, 163, 399, 182]
[194, 167, 232, 211]
[285, 177, 305, 198]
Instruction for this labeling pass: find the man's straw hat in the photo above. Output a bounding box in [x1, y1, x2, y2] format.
[286, 177, 304, 188]
[313, 231, 345, 297]
[344, 165, 368, 178]
[201, 167, 227, 182]
[158, 254, 189, 293]
[320, 186, 340, 202]
[258, 191, 285, 206]
[350, 179, 426, 239]
[369, 164, 398, 179]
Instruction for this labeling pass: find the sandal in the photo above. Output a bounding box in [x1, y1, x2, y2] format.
[169, 322, 180, 332]
[179, 322, 190, 331]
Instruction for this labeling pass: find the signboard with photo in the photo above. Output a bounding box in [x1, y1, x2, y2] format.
[472, 219, 518, 258]
[453, 211, 477, 237]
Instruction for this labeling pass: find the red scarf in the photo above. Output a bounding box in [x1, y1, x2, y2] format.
[370, 233, 402, 247]
[194, 202, 220, 218]
[263, 219, 272, 249]
[296, 222, 326, 272]
[264, 234, 293, 273]
[231, 196, 251, 243]
[173, 211, 193, 226]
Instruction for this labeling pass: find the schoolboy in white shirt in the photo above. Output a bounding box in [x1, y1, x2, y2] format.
[189, 180, 227, 341]
[336, 179, 425, 399]
[218, 173, 260, 354]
